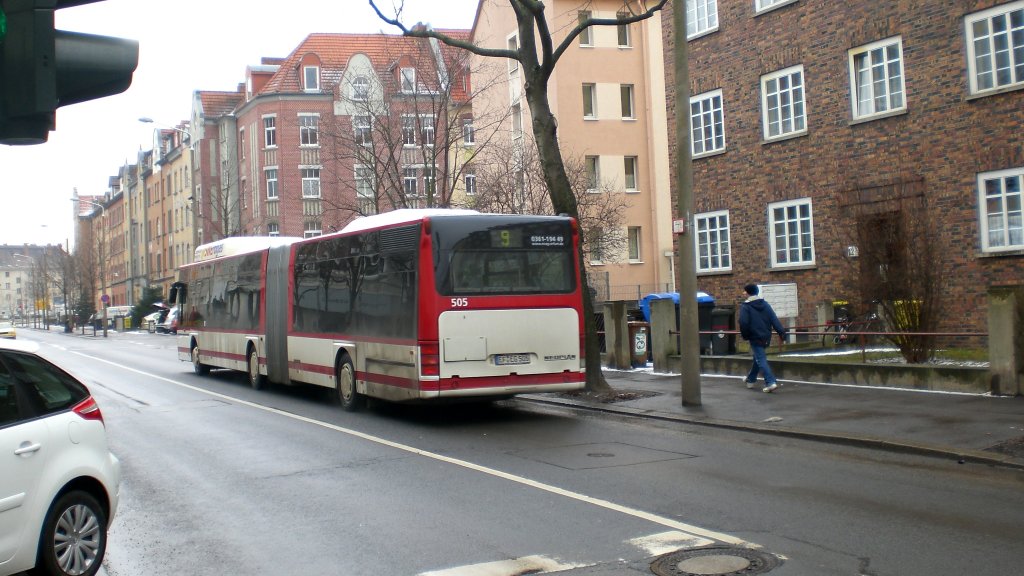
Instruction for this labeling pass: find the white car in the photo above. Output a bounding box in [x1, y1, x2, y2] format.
[0, 340, 120, 576]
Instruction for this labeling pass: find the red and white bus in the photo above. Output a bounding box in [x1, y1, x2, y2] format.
[171, 209, 586, 408]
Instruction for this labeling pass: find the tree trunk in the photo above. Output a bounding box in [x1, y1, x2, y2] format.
[525, 80, 610, 392]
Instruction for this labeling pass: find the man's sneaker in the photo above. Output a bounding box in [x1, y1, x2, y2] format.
[745, 381, 757, 389]
[763, 383, 779, 393]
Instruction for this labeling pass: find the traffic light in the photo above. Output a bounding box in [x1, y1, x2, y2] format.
[0, 0, 138, 145]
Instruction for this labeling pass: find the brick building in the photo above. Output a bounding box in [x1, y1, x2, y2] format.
[190, 32, 472, 243]
[665, 0, 1024, 335]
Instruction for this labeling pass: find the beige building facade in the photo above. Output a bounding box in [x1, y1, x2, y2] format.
[469, 0, 674, 301]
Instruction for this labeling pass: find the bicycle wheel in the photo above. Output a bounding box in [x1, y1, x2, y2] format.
[822, 324, 837, 347]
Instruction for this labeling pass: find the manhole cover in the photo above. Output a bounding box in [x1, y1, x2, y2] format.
[650, 546, 782, 576]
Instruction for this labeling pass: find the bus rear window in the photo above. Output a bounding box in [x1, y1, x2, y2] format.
[434, 218, 576, 296]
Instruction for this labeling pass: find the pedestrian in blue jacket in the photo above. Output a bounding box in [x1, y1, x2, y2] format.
[739, 283, 787, 393]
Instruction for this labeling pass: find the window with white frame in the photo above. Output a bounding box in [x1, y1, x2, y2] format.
[465, 172, 477, 195]
[695, 210, 731, 272]
[624, 156, 638, 191]
[268, 223, 279, 237]
[769, 198, 815, 266]
[263, 116, 276, 148]
[978, 167, 1023, 252]
[420, 114, 435, 146]
[351, 75, 369, 101]
[403, 167, 418, 197]
[301, 167, 321, 198]
[691, 89, 725, 156]
[303, 221, 322, 238]
[299, 114, 319, 146]
[965, 2, 1024, 95]
[400, 67, 416, 93]
[239, 128, 245, 160]
[507, 34, 519, 74]
[588, 231, 604, 264]
[462, 118, 475, 145]
[687, 0, 719, 38]
[401, 115, 416, 146]
[617, 12, 632, 47]
[621, 84, 635, 118]
[627, 227, 642, 262]
[354, 115, 371, 146]
[583, 84, 597, 118]
[761, 66, 806, 140]
[511, 102, 523, 139]
[303, 66, 320, 92]
[849, 37, 905, 119]
[578, 11, 593, 46]
[265, 168, 278, 199]
[423, 166, 436, 195]
[355, 166, 374, 199]
[585, 156, 600, 191]
[756, 0, 798, 14]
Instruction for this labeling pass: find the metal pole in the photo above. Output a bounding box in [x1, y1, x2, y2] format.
[673, 1, 701, 405]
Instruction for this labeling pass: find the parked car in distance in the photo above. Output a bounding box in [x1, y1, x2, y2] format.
[143, 311, 163, 333]
[0, 321, 15, 339]
[156, 307, 180, 334]
[0, 339, 120, 576]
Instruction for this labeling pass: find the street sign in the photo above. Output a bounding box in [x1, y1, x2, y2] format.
[101, 294, 109, 304]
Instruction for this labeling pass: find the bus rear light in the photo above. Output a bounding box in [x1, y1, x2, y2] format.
[420, 341, 440, 376]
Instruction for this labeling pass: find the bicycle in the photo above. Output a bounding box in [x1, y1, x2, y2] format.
[821, 308, 883, 347]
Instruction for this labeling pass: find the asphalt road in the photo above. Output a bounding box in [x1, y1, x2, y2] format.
[19, 329, 1024, 576]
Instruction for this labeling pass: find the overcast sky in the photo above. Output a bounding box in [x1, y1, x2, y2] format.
[0, 0, 479, 248]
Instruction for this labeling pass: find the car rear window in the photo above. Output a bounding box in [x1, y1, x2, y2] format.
[0, 351, 88, 417]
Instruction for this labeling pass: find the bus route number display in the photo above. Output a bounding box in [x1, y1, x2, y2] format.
[489, 228, 567, 248]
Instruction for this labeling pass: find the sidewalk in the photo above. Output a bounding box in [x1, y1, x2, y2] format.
[521, 367, 1024, 470]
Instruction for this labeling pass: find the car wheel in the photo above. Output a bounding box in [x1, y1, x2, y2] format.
[336, 353, 364, 412]
[248, 347, 266, 390]
[192, 344, 210, 375]
[34, 490, 108, 576]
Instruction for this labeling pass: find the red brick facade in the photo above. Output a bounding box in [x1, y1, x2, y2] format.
[663, 0, 1024, 334]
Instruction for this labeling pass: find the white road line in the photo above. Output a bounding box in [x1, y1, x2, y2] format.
[418, 555, 586, 576]
[73, 350, 754, 547]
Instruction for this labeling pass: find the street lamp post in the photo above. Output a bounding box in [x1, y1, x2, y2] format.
[71, 198, 109, 338]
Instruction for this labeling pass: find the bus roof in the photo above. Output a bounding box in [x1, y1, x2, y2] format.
[340, 208, 481, 234]
[193, 236, 301, 263]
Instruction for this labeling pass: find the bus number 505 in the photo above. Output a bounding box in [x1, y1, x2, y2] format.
[451, 298, 469, 308]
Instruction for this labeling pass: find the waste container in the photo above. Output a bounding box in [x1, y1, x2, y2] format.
[698, 296, 715, 354]
[627, 321, 649, 368]
[710, 305, 737, 355]
[639, 292, 715, 354]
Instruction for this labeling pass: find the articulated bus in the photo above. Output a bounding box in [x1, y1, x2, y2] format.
[171, 209, 586, 408]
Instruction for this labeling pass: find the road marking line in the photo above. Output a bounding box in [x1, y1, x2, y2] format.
[73, 350, 754, 548]
[629, 530, 715, 556]
[418, 554, 586, 576]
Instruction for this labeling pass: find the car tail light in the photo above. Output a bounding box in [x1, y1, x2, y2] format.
[73, 396, 105, 425]
[580, 334, 587, 369]
[419, 341, 439, 377]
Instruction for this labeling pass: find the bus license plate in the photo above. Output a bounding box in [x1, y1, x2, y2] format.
[495, 353, 531, 366]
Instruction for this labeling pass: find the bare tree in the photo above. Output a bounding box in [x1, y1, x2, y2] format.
[467, 136, 629, 264]
[371, 0, 670, 391]
[833, 180, 948, 363]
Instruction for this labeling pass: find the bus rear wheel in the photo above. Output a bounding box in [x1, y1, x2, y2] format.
[192, 344, 210, 375]
[337, 355, 364, 412]
[248, 347, 266, 390]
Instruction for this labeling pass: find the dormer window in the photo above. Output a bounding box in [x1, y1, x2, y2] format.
[351, 76, 369, 101]
[303, 65, 320, 92]
[400, 67, 416, 93]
